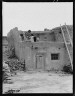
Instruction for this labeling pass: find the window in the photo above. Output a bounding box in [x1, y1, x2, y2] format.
[59, 31, 61, 33]
[51, 53, 59, 60]
[44, 37, 47, 39]
[34, 37, 36, 42]
[20, 34, 24, 41]
[5, 46, 7, 48]
[35, 47, 38, 49]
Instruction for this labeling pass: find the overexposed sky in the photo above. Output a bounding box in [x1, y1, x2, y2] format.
[3, 2, 73, 36]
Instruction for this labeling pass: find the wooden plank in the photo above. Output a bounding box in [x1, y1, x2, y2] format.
[65, 23, 73, 47]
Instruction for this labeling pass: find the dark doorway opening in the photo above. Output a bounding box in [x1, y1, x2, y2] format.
[34, 37, 36, 42]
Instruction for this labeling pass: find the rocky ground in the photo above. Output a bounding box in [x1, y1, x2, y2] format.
[2, 71, 73, 93]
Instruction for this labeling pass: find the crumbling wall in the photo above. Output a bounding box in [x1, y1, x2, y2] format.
[7, 27, 24, 60]
[52, 25, 73, 42]
[7, 27, 18, 56]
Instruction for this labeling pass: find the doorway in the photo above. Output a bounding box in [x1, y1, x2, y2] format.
[36, 53, 45, 71]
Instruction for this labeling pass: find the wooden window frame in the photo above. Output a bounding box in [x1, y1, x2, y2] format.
[51, 53, 60, 60]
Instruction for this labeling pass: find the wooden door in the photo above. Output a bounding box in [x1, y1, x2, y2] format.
[36, 54, 45, 70]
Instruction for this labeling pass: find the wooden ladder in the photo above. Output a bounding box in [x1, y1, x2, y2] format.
[60, 24, 73, 71]
[65, 23, 73, 47]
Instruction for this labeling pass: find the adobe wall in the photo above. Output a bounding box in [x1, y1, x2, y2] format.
[45, 45, 69, 71]
[38, 33, 55, 41]
[7, 26, 73, 71]
[20, 42, 70, 71]
[17, 42, 72, 71]
[7, 27, 25, 58]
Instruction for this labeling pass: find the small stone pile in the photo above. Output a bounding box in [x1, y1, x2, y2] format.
[3, 48, 25, 80]
[5, 59, 25, 72]
[3, 50, 10, 61]
[3, 61, 11, 83]
[3, 59, 25, 83]
[4, 89, 20, 94]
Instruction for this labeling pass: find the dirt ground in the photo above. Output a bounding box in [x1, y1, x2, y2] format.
[3, 71, 73, 93]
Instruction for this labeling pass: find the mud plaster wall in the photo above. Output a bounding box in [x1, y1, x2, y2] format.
[19, 43, 69, 71]
[7, 27, 73, 71]
[64, 46, 72, 66]
[24, 47, 35, 70]
[16, 42, 72, 71]
[45, 46, 65, 71]
[7, 28, 25, 58]
[35, 43, 65, 71]
[38, 33, 55, 41]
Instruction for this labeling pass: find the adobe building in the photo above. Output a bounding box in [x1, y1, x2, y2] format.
[7, 25, 73, 71]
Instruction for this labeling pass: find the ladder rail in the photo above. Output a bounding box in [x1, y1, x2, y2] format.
[60, 24, 73, 71]
[65, 23, 73, 47]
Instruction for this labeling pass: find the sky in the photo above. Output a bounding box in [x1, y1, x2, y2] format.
[3, 2, 73, 36]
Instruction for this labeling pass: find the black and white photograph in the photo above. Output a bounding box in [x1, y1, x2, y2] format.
[2, 2, 73, 94]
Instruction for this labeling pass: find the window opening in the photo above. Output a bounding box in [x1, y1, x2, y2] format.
[34, 37, 36, 42]
[44, 37, 47, 39]
[20, 34, 24, 41]
[51, 53, 59, 60]
[59, 31, 61, 33]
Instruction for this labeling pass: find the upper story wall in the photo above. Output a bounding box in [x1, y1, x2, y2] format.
[51, 27, 64, 42]
[18, 25, 73, 43]
[32, 32, 55, 42]
[19, 30, 63, 42]
[51, 25, 73, 42]
[7, 25, 73, 50]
